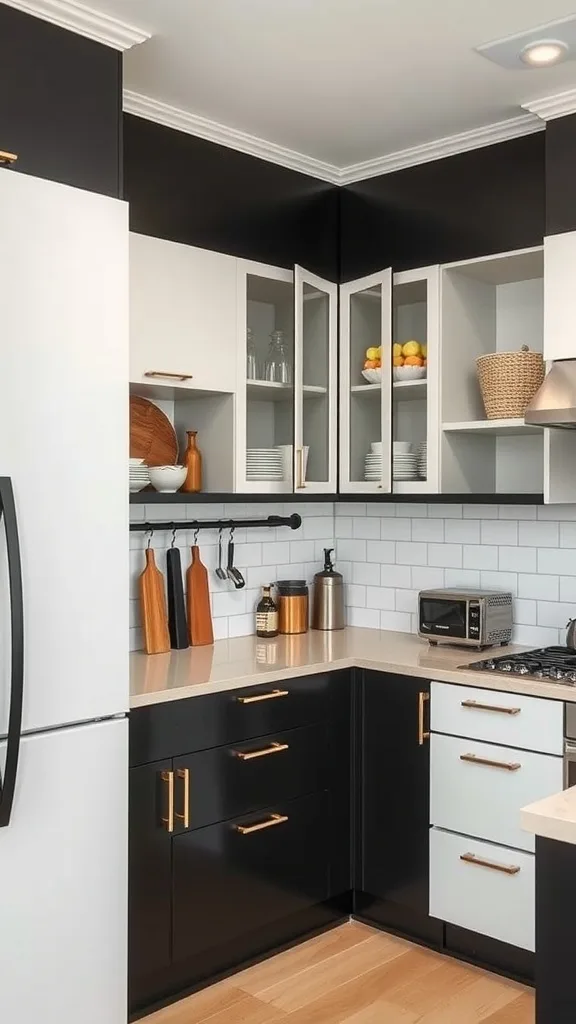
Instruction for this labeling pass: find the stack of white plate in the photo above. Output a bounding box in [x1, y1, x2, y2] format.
[247, 448, 284, 481]
[130, 458, 150, 492]
[365, 441, 383, 481]
[393, 441, 418, 481]
[417, 442, 427, 479]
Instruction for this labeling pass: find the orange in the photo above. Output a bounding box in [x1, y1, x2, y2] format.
[364, 359, 377, 369]
[392, 356, 404, 367]
[404, 355, 424, 366]
[423, 358, 427, 367]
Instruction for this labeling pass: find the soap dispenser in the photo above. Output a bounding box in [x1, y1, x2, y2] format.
[312, 548, 345, 631]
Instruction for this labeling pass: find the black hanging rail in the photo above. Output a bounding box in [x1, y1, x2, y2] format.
[129, 513, 302, 533]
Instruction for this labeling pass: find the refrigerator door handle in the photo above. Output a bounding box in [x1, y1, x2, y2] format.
[0, 478, 24, 827]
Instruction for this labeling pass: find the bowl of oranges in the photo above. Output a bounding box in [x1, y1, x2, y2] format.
[362, 346, 382, 383]
[393, 341, 427, 382]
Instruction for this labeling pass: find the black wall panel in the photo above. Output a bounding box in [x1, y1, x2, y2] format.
[340, 133, 545, 281]
[123, 114, 339, 280]
[545, 113, 576, 236]
[0, 5, 121, 198]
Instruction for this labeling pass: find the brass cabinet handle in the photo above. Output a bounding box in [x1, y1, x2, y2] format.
[0, 151, 18, 165]
[144, 370, 193, 381]
[235, 813, 288, 835]
[418, 691, 430, 745]
[175, 768, 190, 828]
[461, 699, 521, 715]
[296, 447, 305, 489]
[160, 770, 174, 833]
[234, 741, 289, 761]
[460, 753, 521, 772]
[460, 852, 520, 876]
[236, 689, 289, 704]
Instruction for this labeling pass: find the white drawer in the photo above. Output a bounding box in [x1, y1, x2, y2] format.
[431, 680, 563, 755]
[429, 828, 534, 951]
[430, 733, 563, 852]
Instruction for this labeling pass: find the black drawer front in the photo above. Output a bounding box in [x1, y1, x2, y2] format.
[130, 672, 340, 766]
[172, 790, 330, 964]
[172, 722, 328, 832]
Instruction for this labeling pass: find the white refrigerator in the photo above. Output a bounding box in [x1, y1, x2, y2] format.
[0, 168, 129, 1023]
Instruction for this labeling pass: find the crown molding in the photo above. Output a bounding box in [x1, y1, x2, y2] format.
[338, 113, 543, 184]
[123, 90, 341, 184]
[123, 91, 544, 186]
[2, 0, 151, 50]
[522, 88, 576, 122]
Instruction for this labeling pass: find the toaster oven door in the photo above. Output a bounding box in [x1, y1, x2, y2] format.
[419, 596, 468, 640]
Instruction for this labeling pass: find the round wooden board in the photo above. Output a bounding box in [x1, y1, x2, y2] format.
[130, 396, 178, 467]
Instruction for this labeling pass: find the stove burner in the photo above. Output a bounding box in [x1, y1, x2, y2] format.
[463, 646, 576, 685]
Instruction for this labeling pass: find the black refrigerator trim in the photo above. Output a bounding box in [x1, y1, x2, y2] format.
[0, 477, 24, 828]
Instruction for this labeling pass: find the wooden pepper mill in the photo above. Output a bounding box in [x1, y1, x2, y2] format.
[181, 430, 202, 493]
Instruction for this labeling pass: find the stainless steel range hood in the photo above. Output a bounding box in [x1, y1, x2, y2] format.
[524, 360, 576, 427]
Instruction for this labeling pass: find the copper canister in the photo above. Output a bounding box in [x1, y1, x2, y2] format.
[276, 580, 309, 634]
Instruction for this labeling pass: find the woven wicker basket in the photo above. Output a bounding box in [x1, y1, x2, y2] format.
[476, 345, 545, 420]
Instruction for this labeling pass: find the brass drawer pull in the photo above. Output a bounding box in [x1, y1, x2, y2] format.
[235, 813, 288, 835]
[460, 753, 521, 771]
[0, 151, 18, 165]
[144, 370, 193, 381]
[461, 699, 521, 715]
[234, 741, 289, 761]
[175, 768, 190, 828]
[418, 691, 430, 745]
[160, 770, 174, 833]
[460, 852, 520, 876]
[236, 689, 289, 704]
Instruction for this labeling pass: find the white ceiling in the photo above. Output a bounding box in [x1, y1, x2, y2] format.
[56, 0, 576, 167]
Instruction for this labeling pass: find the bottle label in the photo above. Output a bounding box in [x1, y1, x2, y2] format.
[256, 611, 278, 633]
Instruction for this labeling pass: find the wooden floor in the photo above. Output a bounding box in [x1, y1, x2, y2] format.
[144, 922, 535, 1024]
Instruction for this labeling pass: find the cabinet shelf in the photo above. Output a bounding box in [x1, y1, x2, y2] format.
[350, 379, 427, 402]
[442, 418, 542, 437]
[247, 379, 326, 401]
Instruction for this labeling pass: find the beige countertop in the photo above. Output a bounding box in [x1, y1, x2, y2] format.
[522, 788, 576, 847]
[129, 627, 576, 709]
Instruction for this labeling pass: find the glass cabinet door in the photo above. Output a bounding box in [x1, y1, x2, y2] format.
[235, 261, 295, 493]
[294, 266, 338, 493]
[339, 270, 392, 493]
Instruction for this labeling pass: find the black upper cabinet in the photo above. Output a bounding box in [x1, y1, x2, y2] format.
[0, 6, 121, 198]
[359, 670, 443, 945]
[123, 113, 339, 279]
[340, 133, 545, 280]
[546, 114, 576, 236]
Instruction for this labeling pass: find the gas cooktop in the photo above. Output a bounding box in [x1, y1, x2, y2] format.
[463, 646, 576, 684]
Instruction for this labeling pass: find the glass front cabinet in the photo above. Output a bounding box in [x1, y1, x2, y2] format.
[235, 260, 338, 495]
[339, 265, 440, 495]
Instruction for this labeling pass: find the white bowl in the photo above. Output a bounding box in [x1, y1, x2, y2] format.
[362, 369, 382, 384]
[148, 465, 187, 493]
[393, 441, 412, 453]
[393, 365, 426, 383]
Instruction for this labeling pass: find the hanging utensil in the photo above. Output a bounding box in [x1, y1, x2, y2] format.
[227, 528, 245, 589]
[186, 528, 214, 646]
[166, 526, 188, 650]
[215, 527, 227, 581]
[139, 531, 170, 655]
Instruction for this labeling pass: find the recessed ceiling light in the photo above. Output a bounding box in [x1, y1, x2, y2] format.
[520, 39, 569, 67]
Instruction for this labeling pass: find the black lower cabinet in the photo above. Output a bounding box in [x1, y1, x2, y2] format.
[536, 836, 576, 1023]
[173, 791, 329, 963]
[357, 670, 443, 946]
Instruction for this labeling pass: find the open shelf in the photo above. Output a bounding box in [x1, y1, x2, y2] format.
[247, 380, 326, 401]
[350, 379, 427, 402]
[443, 418, 542, 437]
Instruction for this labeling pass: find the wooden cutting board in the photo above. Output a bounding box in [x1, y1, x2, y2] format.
[130, 395, 178, 467]
[186, 546, 214, 647]
[139, 548, 170, 655]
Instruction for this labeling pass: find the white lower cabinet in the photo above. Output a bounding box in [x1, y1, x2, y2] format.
[429, 828, 535, 952]
[430, 733, 563, 853]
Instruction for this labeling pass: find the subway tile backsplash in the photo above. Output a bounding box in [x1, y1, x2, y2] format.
[129, 499, 576, 651]
[129, 502, 335, 651]
[336, 502, 576, 646]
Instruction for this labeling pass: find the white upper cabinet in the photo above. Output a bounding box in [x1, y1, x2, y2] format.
[543, 230, 576, 362]
[129, 233, 238, 393]
[294, 266, 338, 494]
